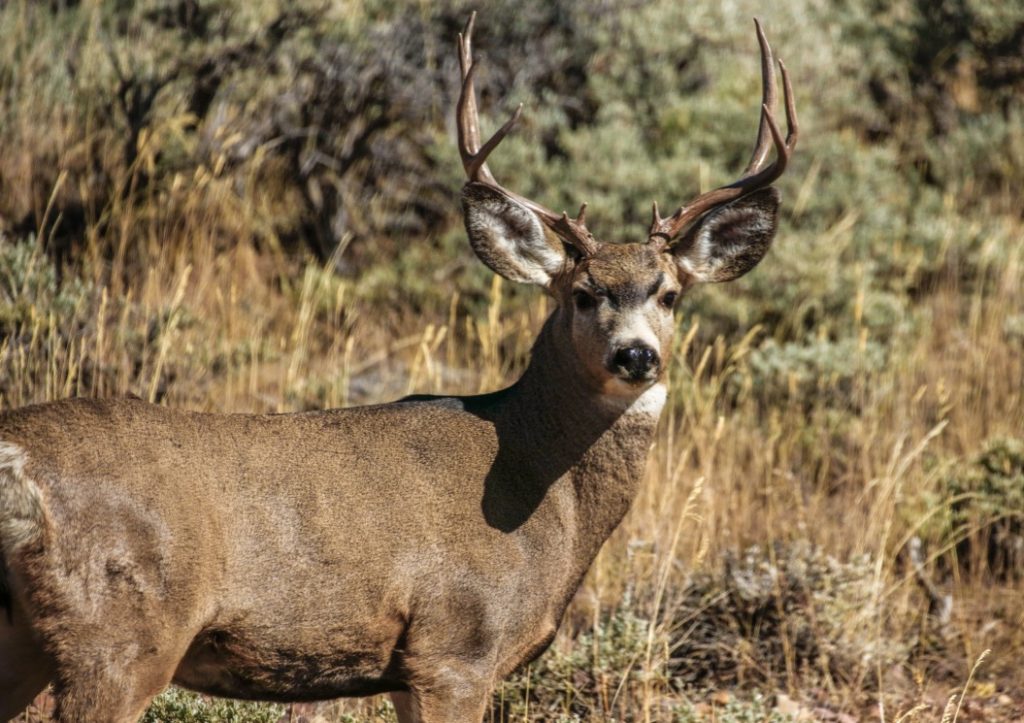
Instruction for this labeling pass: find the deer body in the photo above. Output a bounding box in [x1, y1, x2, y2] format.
[1, 14, 796, 722]
[1, 309, 663, 720]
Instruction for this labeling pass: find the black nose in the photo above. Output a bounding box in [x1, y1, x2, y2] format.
[611, 344, 660, 379]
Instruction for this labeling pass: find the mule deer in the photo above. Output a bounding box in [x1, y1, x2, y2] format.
[0, 14, 796, 722]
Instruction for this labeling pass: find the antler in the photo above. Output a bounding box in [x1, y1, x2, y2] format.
[649, 19, 799, 243]
[457, 12, 597, 257]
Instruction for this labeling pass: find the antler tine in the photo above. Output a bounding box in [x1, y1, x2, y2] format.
[779, 58, 799, 149]
[463, 97, 523, 182]
[648, 201, 669, 250]
[743, 18, 778, 176]
[649, 21, 799, 243]
[455, 14, 598, 256]
[457, 13, 492, 183]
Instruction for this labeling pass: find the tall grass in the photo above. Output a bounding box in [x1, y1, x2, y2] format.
[3, 0, 1023, 721]
[5, 213, 1020, 720]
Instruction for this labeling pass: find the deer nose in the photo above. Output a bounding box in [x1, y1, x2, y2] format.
[611, 344, 660, 379]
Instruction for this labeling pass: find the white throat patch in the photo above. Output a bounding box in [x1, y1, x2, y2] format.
[624, 383, 667, 419]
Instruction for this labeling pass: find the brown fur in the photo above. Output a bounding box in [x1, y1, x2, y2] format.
[0, 318, 659, 721]
[0, 160, 779, 723]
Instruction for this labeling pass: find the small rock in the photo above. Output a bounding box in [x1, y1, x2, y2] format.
[775, 692, 816, 721]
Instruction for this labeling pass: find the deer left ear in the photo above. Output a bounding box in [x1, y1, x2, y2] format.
[462, 182, 568, 288]
[670, 187, 780, 283]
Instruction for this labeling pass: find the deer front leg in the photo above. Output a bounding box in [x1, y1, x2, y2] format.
[416, 690, 490, 723]
[389, 691, 418, 723]
[54, 679, 158, 723]
[391, 645, 495, 723]
[0, 601, 54, 720]
[40, 602, 187, 722]
[51, 647, 183, 723]
[390, 677, 491, 723]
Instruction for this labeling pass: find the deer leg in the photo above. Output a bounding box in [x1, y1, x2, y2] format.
[0, 572, 55, 720]
[54, 673, 165, 723]
[0, 645, 52, 721]
[391, 688, 490, 723]
[50, 646, 182, 723]
[389, 688, 489, 720]
[389, 690, 419, 723]
[395, 666, 492, 723]
[414, 686, 490, 723]
[0, 614, 53, 720]
[389, 662, 493, 723]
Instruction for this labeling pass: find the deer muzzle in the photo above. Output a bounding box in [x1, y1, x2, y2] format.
[609, 344, 660, 382]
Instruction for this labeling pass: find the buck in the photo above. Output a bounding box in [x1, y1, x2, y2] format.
[0, 14, 796, 723]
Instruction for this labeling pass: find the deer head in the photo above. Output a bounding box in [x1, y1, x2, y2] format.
[457, 13, 798, 399]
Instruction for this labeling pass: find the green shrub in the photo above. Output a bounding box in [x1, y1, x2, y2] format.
[0, 236, 94, 333]
[673, 693, 795, 723]
[3, 0, 1022, 322]
[142, 687, 284, 723]
[743, 336, 886, 409]
[667, 542, 904, 687]
[944, 437, 1024, 576]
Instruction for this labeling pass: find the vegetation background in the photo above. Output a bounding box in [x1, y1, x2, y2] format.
[1, 0, 1022, 720]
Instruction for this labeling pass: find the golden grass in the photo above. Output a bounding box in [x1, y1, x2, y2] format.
[3, 202, 1022, 720]
[2, 2, 1023, 720]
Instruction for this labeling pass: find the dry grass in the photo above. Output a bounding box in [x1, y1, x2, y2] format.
[3, 1, 1023, 721]
[5, 213, 1022, 721]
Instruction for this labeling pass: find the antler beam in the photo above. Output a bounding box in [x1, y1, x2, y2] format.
[649, 19, 799, 243]
[456, 12, 597, 257]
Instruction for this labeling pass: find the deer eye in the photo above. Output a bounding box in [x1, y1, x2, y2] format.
[573, 289, 597, 311]
[573, 290, 596, 310]
[660, 291, 678, 309]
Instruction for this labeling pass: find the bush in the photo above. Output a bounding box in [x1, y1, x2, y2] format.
[141, 687, 284, 723]
[667, 542, 904, 688]
[743, 336, 886, 409]
[674, 694, 795, 723]
[943, 437, 1024, 576]
[3, 0, 1021, 319]
[0, 235, 94, 333]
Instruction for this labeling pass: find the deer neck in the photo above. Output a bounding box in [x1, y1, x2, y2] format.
[478, 309, 664, 561]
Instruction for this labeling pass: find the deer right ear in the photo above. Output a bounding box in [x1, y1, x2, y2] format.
[462, 183, 568, 287]
[669, 187, 780, 284]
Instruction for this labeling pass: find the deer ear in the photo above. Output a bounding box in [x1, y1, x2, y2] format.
[462, 182, 567, 287]
[670, 187, 780, 283]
